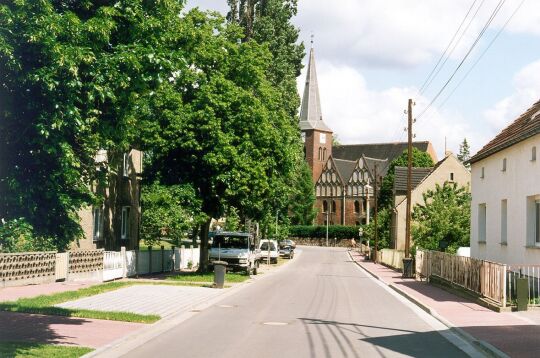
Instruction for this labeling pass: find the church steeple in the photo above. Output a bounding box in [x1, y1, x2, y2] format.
[299, 39, 333, 184]
[299, 41, 332, 132]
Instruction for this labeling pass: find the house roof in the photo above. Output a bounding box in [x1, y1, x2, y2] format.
[393, 167, 433, 192]
[299, 47, 333, 133]
[362, 155, 390, 178]
[333, 158, 357, 183]
[332, 141, 432, 168]
[469, 99, 540, 164]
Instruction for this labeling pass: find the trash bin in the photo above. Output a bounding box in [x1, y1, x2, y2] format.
[516, 277, 528, 311]
[402, 257, 414, 278]
[213, 261, 228, 289]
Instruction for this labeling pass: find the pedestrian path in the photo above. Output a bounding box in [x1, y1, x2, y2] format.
[57, 284, 225, 317]
[0, 281, 97, 302]
[349, 251, 540, 358]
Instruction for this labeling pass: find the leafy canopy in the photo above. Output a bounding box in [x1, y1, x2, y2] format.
[412, 182, 471, 253]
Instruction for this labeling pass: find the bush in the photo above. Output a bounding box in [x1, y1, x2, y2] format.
[289, 225, 362, 240]
[0, 218, 56, 253]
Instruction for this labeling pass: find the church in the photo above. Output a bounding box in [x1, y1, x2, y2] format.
[299, 46, 438, 227]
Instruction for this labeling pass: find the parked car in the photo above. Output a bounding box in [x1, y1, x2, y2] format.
[279, 239, 296, 250]
[279, 243, 294, 259]
[259, 239, 279, 264]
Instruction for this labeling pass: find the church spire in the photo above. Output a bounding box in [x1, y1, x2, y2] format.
[299, 40, 332, 132]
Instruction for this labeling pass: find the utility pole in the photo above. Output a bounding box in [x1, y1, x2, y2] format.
[373, 163, 379, 264]
[403, 98, 414, 277]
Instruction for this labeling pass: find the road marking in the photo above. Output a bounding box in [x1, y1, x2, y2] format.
[262, 322, 288, 326]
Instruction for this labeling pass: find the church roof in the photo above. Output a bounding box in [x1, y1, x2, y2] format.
[333, 159, 357, 183]
[469, 99, 540, 164]
[299, 47, 332, 133]
[332, 141, 432, 165]
[362, 155, 390, 179]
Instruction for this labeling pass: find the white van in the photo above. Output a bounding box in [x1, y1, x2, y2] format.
[259, 239, 279, 264]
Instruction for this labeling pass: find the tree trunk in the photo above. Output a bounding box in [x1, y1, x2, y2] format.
[198, 217, 212, 272]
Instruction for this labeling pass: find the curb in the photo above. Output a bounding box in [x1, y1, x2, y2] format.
[83, 250, 301, 357]
[347, 251, 510, 358]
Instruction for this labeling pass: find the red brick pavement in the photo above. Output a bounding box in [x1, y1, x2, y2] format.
[350, 251, 540, 358]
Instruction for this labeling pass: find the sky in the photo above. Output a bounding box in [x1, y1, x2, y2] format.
[186, 0, 540, 159]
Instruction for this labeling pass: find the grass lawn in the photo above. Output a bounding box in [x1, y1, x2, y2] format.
[0, 342, 92, 358]
[166, 271, 250, 283]
[0, 280, 210, 324]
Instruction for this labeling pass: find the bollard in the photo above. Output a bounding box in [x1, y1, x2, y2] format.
[516, 277, 528, 311]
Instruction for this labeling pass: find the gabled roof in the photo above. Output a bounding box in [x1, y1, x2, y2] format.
[333, 158, 357, 182]
[469, 99, 540, 164]
[332, 141, 432, 165]
[299, 47, 332, 133]
[393, 167, 433, 192]
[362, 155, 390, 178]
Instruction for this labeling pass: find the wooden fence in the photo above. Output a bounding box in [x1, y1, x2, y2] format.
[415, 250, 506, 307]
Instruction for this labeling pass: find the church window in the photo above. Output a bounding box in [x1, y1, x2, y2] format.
[353, 172, 358, 182]
[354, 201, 360, 213]
[320, 133, 326, 144]
[336, 186, 341, 196]
[323, 201, 328, 213]
[316, 186, 321, 196]
[362, 198, 367, 212]
[318, 147, 322, 161]
[332, 200, 337, 213]
[347, 186, 352, 196]
[323, 148, 327, 160]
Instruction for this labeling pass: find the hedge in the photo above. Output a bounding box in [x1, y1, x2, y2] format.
[288, 225, 362, 240]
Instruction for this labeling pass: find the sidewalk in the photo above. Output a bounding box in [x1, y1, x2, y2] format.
[349, 251, 540, 358]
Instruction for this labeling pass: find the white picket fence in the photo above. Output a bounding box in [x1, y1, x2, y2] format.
[103, 246, 200, 281]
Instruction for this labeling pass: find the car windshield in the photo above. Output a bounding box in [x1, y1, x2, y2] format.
[260, 242, 276, 251]
[212, 235, 249, 249]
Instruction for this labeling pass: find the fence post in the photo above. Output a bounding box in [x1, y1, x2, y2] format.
[161, 245, 165, 273]
[121, 246, 127, 278]
[502, 264, 507, 307]
[171, 246, 175, 272]
[148, 246, 152, 274]
[180, 245, 185, 270]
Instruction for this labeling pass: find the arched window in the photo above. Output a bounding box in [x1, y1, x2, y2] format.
[316, 185, 321, 196]
[318, 147, 323, 161]
[354, 200, 360, 213]
[362, 198, 367, 213]
[332, 200, 336, 213]
[323, 148, 327, 160]
[323, 200, 328, 213]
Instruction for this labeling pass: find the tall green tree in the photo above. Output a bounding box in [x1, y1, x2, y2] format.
[412, 182, 471, 253]
[289, 162, 317, 225]
[378, 148, 435, 209]
[458, 138, 471, 168]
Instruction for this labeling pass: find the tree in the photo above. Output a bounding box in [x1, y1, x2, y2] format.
[458, 138, 471, 168]
[140, 183, 203, 247]
[289, 162, 317, 225]
[362, 208, 392, 249]
[142, 10, 302, 271]
[411, 182, 471, 253]
[0, 0, 193, 249]
[378, 148, 435, 209]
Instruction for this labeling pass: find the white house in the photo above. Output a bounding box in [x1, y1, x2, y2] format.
[470, 100, 540, 265]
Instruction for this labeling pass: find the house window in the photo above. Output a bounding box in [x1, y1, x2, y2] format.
[478, 204, 486, 243]
[501, 200, 507, 245]
[532, 147, 537, 161]
[121, 206, 130, 240]
[320, 133, 326, 144]
[123, 152, 130, 177]
[502, 158, 507, 172]
[481, 167, 485, 179]
[354, 200, 360, 213]
[322, 201, 328, 213]
[93, 207, 103, 242]
[449, 172, 454, 181]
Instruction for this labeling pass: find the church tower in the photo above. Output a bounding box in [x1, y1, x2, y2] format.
[299, 42, 333, 183]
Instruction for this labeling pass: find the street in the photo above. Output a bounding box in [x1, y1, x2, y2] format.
[123, 247, 475, 358]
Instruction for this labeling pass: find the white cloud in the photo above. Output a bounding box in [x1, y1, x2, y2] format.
[483, 59, 540, 133]
[299, 61, 472, 159]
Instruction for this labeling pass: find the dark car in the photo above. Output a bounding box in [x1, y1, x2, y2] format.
[279, 239, 296, 250]
[279, 241, 295, 259]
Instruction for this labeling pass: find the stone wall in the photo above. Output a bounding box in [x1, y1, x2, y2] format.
[0, 252, 56, 288]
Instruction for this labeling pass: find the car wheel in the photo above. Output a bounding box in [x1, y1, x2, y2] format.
[290, 252, 294, 259]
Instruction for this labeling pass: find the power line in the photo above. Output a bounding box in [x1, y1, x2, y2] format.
[435, 0, 527, 112]
[416, 0, 507, 121]
[418, 0, 482, 95]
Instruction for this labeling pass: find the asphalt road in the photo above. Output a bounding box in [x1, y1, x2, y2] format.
[124, 246, 476, 358]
